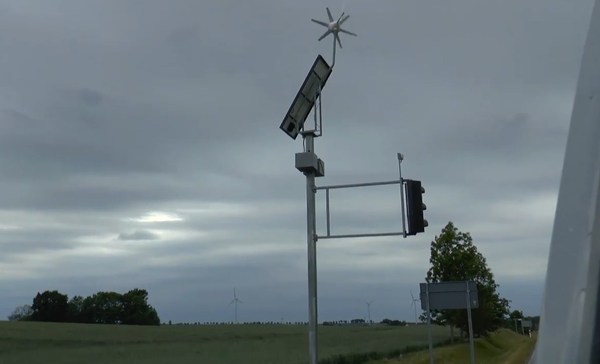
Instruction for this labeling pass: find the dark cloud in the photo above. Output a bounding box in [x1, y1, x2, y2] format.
[0, 0, 594, 322]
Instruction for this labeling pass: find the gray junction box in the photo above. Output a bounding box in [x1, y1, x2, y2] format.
[295, 152, 325, 177]
[420, 281, 479, 310]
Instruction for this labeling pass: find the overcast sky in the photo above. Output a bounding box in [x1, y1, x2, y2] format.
[0, 0, 594, 324]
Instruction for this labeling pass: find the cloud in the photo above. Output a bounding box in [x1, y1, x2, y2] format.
[0, 0, 593, 323]
[117, 230, 160, 241]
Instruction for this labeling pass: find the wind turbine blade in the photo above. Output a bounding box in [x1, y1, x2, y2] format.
[311, 19, 329, 27]
[238, 299, 244, 304]
[337, 12, 345, 23]
[326, 7, 334, 22]
[339, 28, 357, 37]
[410, 290, 415, 300]
[335, 33, 342, 48]
[318, 30, 332, 41]
[339, 15, 350, 25]
[234, 288, 237, 299]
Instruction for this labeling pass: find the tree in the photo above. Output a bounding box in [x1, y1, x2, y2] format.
[8, 304, 33, 321]
[26, 288, 160, 326]
[509, 310, 524, 320]
[121, 288, 160, 325]
[77, 291, 124, 324]
[425, 222, 510, 336]
[31, 290, 69, 322]
[68, 295, 85, 323]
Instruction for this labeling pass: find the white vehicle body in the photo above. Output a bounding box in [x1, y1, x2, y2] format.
[532, 1, 600, 362]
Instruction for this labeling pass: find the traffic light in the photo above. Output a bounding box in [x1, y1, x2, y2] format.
[405, 179, 428, 235]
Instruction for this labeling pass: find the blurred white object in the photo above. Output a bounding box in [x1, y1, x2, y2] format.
[533, 1, 600, 363]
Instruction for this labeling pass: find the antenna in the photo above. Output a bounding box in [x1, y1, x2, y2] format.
[229, 288, 243, 324]
[410, 290, 420, 325]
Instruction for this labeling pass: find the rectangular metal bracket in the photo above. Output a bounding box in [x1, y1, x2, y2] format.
[315, 179, 406, 239]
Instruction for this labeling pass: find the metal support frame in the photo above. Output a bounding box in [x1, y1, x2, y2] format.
[310, 83, 323, 136]
[398, 153, 407, 238]
[315, 157, 408, 239]
[299, 146, 410, 364]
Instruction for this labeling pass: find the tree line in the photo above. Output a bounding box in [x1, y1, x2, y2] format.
[8, 288, 160, 326]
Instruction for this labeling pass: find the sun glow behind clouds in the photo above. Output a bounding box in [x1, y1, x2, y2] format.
[130, 211, 183, 223]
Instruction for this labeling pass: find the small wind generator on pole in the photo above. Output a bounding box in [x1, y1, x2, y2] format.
[279, 7, 428, 364]
[311, 7, 357, 66]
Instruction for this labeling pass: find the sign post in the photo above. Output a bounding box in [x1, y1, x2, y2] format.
[426, 283, 434, 364]
[465, 282, 476, 364]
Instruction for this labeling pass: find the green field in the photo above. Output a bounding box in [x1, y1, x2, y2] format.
[0, 321, 451, 364]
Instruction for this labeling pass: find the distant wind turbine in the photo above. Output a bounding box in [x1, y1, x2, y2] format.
[410, 290, 420, 325]
[230, 288, 243, 324]
[366, 301, 373, 325]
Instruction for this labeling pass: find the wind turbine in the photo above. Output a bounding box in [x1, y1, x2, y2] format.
[410, 290, 420, 325]
[230, 288, 243, 324]
[366, 301, 373, 325]
[311, 7, 357, 65]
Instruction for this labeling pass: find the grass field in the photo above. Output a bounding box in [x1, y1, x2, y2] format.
[0, 321, 452, 364]
[369, 329, 536, 364]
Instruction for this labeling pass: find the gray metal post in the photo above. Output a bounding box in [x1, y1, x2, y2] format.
[397, 153, 407, 237]
[426, 283, 434, 364]
[466, 282, 476, 364]
[305, 133, 319, 364]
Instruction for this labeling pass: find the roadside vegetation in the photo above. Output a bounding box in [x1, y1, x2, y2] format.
[368, 329, 535, 364]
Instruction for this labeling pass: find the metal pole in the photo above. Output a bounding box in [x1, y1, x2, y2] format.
[466, 282, 476, 364]
[332, 37, 337, 67]
[305, 133, 319, 364]
[397, 153, 407, 237]
[426, 283, 434, 364]
[326, 188, 331, 236]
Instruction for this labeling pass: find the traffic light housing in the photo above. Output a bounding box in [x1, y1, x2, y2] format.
[405, 179, 428, 235]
